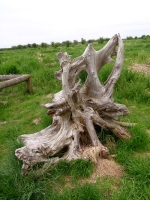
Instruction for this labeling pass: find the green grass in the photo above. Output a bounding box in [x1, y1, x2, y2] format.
[0, 37, 150, 199]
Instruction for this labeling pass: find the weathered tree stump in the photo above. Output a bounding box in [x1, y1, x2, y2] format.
[15, 34, 131, 175]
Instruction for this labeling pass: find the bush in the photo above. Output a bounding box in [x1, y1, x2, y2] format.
[81, 38, 86, 44]
[97, 37, 105, 44]
[73, 40, 78, 45]
[41, 43, 48, 48]
[126, 36, 133, 40]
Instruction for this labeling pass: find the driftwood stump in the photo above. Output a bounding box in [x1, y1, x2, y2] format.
[15, 34, 131, 175]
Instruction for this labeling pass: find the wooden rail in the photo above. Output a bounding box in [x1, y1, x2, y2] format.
[0, 74, 32, 93]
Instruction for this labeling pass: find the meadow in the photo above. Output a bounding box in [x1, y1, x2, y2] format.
[0, 36, 150, 200]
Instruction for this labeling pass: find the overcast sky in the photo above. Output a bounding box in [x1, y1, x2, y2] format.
[0, 0, 150, 48]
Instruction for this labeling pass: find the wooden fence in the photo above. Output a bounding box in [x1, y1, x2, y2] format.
[0, 74, 32, 93]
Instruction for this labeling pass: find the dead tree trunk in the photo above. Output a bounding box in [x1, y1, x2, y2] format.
[15, 34, 131, 175]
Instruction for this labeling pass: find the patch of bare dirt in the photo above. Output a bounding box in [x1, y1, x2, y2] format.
[0, 101, 8, 104]
[0, 121, 7, 125]
[68, 147, 122, 186]
[61, 158, 123, 193]
[40, 103, 46, 107]
[32, 118, 41, 125]
[93, 158, 123, 178]
[129, 64, 150, 76]
[46, 93, 53, 98]
[37, 52, 42, 62]
[63, 158, 123, 191]
[82, 158, 123, 184]
[60, 147, 123, 190]
[143, 152, 150, 156]
[135, 151, 150, 158]
[147, 129, 150, 135]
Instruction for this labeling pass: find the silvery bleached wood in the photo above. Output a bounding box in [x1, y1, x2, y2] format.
[15, 34, 131, 175]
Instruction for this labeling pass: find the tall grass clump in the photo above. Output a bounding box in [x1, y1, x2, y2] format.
[0, 142, 94, 200]
[49, 183, 103, 200]
[115, 68, 150, 104]
[49, 159, 93, 181]
[0, 61, 20, 75]
[112, 153, 150, 200]
[0, 142, 47, 200]
[97, 62, 150, 104]
[116, 124, 150, 153]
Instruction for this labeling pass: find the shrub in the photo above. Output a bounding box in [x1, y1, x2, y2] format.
[73, 40, 78, 45]
[81, 38, 86, 44]
[41, 42, 48, 48]
[97, 37, 105, 44]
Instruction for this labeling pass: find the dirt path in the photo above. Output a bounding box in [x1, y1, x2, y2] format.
[129, 64, 150, 76]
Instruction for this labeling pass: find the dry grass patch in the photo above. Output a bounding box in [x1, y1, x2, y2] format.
[0, 121, 7, 125]
[80, 158, 123, 185]
[129, 64, 150, 76]
[62, 157, 123, 190]
[32, 118, 41, 125]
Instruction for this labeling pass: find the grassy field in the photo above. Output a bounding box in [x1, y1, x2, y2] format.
[0, 37, 150, 200]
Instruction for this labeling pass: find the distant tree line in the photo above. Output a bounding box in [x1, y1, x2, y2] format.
[0, 34, 150, 51]
[126, 35, 150, 40]
[11, 42, 49, 50]
[9, 37, 111, 50]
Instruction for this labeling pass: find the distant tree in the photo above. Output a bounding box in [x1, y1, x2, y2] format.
[63, 40, 71, 47]
[27, 44, 31, 48]
[55, 42, 61, 47]
[51, 42, 55, 47]
[87, 39, 93, 43]
[11, 46, 16, 50]
[73, 40, 78, 45]
[97, 37, 104, 44]
[87, 39, 95, 43]
[81, 38, 86, 44]
[17, 45, 23, 49]
[141, 35, 148, 39]
[41, 42, 48, 48]
[105, 38, 110, 41]
[141, 35, 146, 39]
[126, 36, 133, 40]
[61, 41, 66, 47]
[50, 42, 60, 48]
[32, 43, 37, 48]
